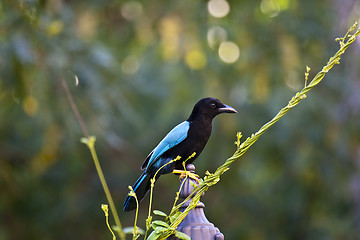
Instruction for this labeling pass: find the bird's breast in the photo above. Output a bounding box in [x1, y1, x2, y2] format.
[185, 121, 212, 154]
[159, 120, 212, 172]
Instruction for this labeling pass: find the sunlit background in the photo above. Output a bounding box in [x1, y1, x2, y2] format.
[1, 0, 360, 239]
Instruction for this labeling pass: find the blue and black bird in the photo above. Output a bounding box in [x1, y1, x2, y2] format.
[123, 97, 237, 212]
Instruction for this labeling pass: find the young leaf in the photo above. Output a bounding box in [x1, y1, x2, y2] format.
[122, 227, 145, 235]
[153, 210, 167, 217]
[122, 227, 133, 234]
[152, 220, 170, 229]
[175, 230, 191, 240]
[169, 211, 181, 224]
[146, 230, 162, 240]
[80, 137, 88, 144]
[153, 226, 168, 233]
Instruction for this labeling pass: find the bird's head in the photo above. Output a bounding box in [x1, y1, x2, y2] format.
[188, 97, 237, 121]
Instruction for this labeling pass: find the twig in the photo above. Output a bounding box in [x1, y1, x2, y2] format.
[61, 78, 126, 240]
[60, 78, 89, 138]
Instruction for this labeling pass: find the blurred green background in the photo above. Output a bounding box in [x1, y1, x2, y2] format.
[1, 0, 360, 239]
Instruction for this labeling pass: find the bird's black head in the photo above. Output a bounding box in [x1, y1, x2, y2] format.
[188, 97, 237, 121]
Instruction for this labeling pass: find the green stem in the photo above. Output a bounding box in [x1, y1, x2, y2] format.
[61, 77, 125, 240]
[143, 178, 155, 238]
[83, 137, 126, 240]
[101, 204, 117, 240]
[144, 156, 182, 239]
[171, 172, 187, 211]
[148, 181, 154, 220]
[133, 193, 140, 240]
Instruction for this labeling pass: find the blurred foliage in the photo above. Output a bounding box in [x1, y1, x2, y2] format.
[0, 0, 360, 239]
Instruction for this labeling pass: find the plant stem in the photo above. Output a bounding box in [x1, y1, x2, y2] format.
[85, 137, 126, 240]
[101, 204, 117, 240]
[133, 193, 140, 240]
[61, 78, 125, 240]
[167, 22, 360, 235]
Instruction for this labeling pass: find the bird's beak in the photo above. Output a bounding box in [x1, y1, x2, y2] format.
[219, 104, 238, 113]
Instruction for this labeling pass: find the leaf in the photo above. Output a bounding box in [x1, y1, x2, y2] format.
[80, 137, 89, 144]
[153, 210, 167, 217]
[175, 230, 191, 240]
[122, 227, 133, 234]
[152, 220, 170, 229]
[189, 181, 196, 188]
[153, 226, 168, 233]
[169, 211, 181, 224]
[80, 136, 96, 147]
[112, 225, 120, 233]
[122, 227, 145, 235]
[146, 230, 162, 240]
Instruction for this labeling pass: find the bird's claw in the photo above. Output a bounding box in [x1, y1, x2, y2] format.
[172, 169, 200, 183]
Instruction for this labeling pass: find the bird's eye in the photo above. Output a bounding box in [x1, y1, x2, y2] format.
[210, 103, 216, 109]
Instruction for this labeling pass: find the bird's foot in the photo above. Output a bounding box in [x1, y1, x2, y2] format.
[172, 169, 200, 183]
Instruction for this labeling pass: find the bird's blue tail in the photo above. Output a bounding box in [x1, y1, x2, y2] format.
[123, 171, 152, 212]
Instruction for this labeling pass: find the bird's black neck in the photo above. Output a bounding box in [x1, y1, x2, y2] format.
[188, 106, 212, 121]
[187, 107, 199, 122]
[187, 111, 213, 125]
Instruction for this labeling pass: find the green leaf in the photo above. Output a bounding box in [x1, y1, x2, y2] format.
[152, 220, 170, 229]
[80, 137, 89, 144]
[122, 227, 145, 235]
[189, 181, 196, 188]
[112, 225, 120, 233]
[146, 230, 162, 240]
[175, 230, 191, 240]
[153, 226, 168, 233]
[122, 227, 133, 234]
[153, 210, 167, 217]
[169, 211, 181, 224]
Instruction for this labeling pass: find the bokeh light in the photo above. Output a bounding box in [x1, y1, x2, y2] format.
[207, 26, 227, 49]
[22, 95, 38, 117]
[260, 0, 280, 17]
[218, 41, 240, 63]
[76, 11, 98, 39]
[121, 1, 143, 20]
[121, 55, 140, 74]
[160, 16, 181, 61]
[47, 20, 64, 37]
[208, 0, 230, 18]
[185, 49, 207, 70]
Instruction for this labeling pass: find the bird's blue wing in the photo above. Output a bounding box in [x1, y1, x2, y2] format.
[142, 121, 190, 169]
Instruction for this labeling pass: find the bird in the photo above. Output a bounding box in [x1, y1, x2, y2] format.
[123, 97, 237, 212]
